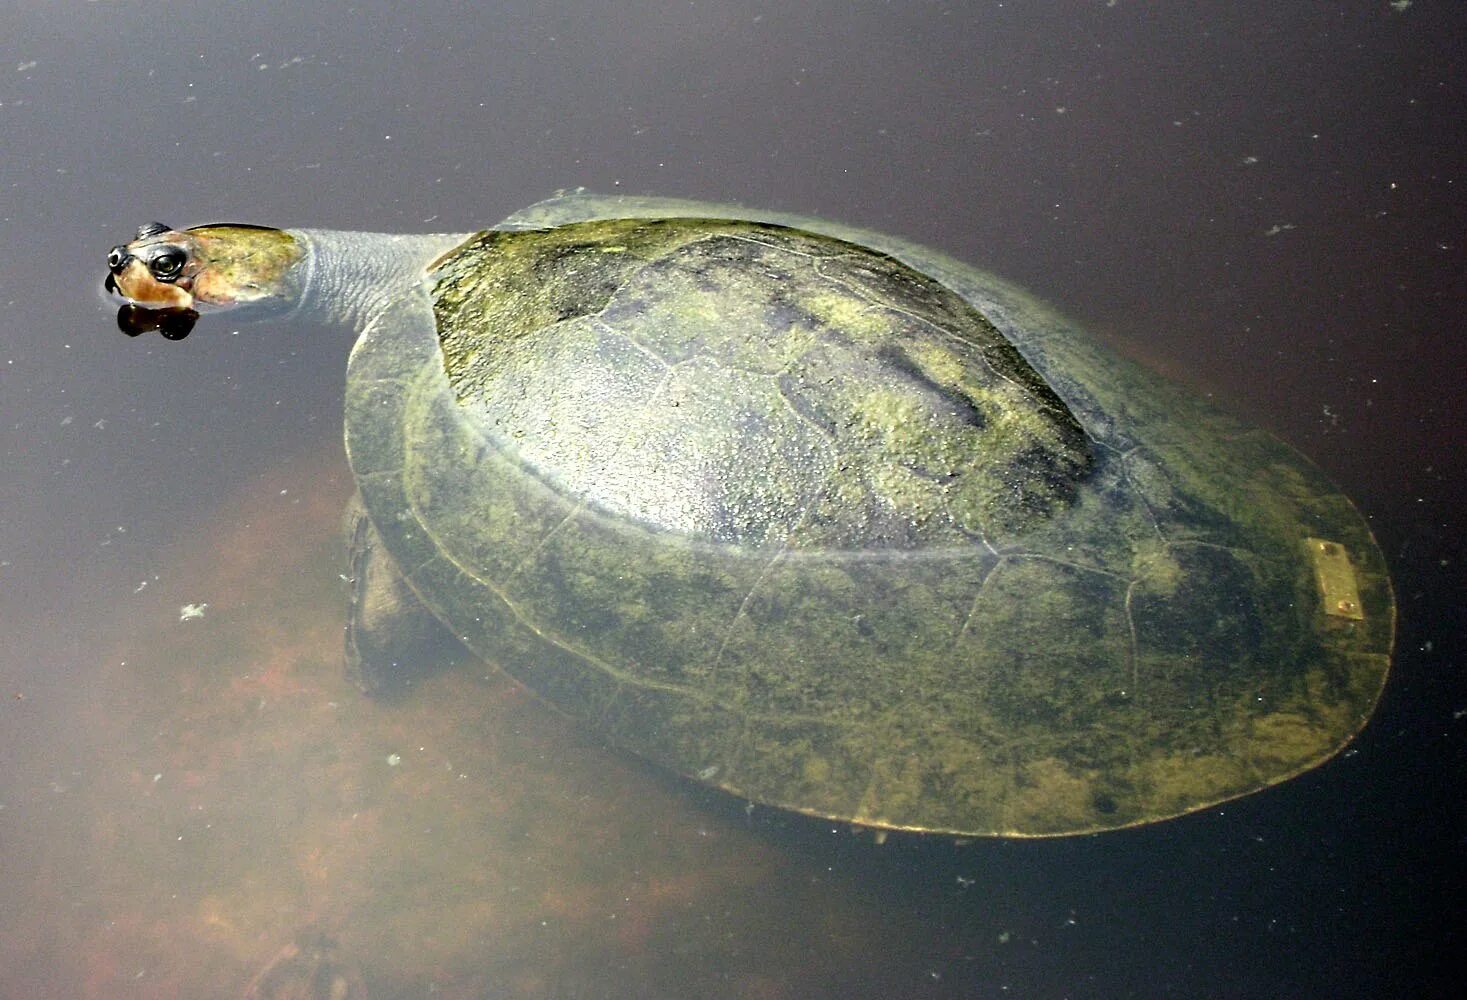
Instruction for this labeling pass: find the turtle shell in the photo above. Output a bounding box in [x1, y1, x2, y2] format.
[343, 193, 1393, 837]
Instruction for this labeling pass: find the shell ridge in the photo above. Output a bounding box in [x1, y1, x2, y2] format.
[955, 554, 1007, 641]
[708, 547, 791, 673]
[815, 255, 1073, 424]
[1115, 448, 1169, 542]
[719, 228, 832, 260]
[501, 350, 681, 582]
[586, 313, 675, 372]
[1122, 578, 1142, 693]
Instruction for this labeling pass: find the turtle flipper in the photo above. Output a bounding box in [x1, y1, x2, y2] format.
[344, 496, 460, 695]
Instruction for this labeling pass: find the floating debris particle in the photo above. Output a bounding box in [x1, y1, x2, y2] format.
[178, 603, 208, 622]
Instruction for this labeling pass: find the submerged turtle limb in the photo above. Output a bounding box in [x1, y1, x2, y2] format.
[244, 929, 366, 1000]
[344, 496, 462, 695]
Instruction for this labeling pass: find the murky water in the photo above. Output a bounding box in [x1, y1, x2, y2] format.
[2, 2, 1461, 997]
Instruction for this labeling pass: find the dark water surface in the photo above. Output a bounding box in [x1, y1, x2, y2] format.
[2, 2, 1462, 997]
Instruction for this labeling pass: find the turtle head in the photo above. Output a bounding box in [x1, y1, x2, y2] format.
[106, 222, 304, 311]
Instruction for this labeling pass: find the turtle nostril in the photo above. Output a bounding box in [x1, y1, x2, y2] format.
[108, 247, 130, 271]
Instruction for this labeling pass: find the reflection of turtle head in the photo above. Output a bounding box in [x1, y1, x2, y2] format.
[107, 222, 303, 311]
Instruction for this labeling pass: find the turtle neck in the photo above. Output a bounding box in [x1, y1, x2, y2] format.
[287, 228, 473, 331]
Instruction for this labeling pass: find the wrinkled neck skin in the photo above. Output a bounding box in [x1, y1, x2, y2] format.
[283, 229, 473, 331]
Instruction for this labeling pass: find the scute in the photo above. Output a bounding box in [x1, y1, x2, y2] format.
[428, 219, 1093, 548]
[342, 193, 1394, 837]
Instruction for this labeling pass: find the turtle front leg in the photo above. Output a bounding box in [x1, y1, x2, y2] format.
[343, 496, 461, 695]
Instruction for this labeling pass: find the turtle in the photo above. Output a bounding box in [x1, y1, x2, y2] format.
[105, 191, 1394, 837]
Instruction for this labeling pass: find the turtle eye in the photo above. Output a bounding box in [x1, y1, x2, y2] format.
[150, 250, 185, 281]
